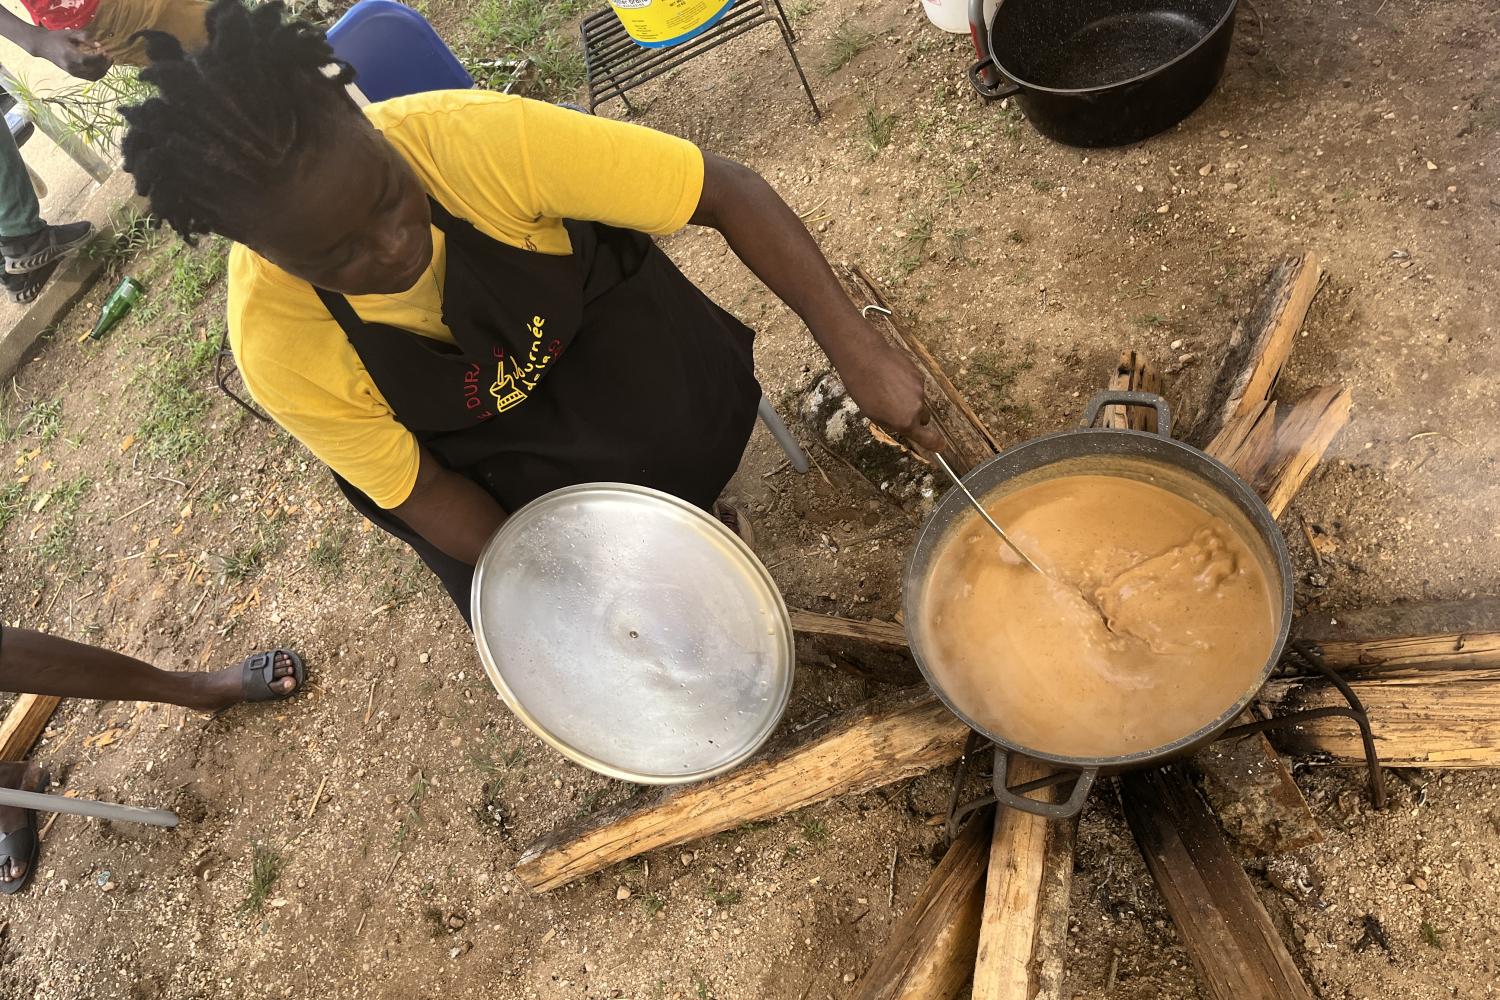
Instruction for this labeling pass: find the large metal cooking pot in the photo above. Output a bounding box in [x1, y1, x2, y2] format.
[902, 391, 1292, 818]
[966, 0, 1236, 147]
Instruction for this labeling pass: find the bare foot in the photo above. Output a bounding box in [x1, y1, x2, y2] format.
[0, 761, 45, 885]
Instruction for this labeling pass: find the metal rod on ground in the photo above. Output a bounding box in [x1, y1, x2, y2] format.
[758, 396, 811, 474]
[0, 787, 178, 828]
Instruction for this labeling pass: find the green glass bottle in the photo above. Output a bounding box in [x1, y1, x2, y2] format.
[88, 276, 144, 340]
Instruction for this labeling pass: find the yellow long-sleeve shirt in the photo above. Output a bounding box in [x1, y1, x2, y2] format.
[227, 90, 705, 508]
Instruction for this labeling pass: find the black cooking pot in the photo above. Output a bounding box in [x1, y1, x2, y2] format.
[902, 392, 1293, 818]
[966, 0, 1236, 147]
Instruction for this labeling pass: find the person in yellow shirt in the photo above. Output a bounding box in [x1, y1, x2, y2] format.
[118, 0, 943, 621]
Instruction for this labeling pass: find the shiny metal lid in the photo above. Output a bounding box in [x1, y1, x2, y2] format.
[471, 483, 794, 784]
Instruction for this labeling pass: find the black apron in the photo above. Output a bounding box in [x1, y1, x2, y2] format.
[314, 195, 761, 621]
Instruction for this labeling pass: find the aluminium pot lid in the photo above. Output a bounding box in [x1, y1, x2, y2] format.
[471, 483, 794, 784]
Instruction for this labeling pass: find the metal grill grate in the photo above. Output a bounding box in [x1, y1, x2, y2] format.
[581, 0, 819, 119]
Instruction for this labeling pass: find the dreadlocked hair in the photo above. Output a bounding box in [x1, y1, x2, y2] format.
[120, 0, 358, 244]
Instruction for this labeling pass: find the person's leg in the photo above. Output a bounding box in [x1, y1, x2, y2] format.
[0, 120, 92, 292]
[0, 626, 300, 712]
[0, 123, 40, 243]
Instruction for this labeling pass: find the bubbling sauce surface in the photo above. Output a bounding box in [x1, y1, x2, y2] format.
[919, 473, 1278, 758]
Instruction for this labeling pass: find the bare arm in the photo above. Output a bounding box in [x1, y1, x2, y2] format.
[690, 153, 944, 451]
[0, 10, 111, 80]
[389, 446, 508, 567]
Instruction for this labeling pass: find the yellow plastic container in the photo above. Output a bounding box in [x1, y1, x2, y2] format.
[608, 0, 738, 49]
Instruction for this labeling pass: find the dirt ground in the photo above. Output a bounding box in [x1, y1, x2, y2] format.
[1, 0, 1498, 997]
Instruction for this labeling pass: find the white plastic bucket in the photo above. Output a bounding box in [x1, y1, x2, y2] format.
[921, 0, 998, 34]
[609, 0, 738, 48]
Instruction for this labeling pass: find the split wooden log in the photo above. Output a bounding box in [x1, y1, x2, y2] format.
[1121, 765, 1315, 1000]
[840, 264, 1001, 473]
[853, 809, 992, 1000]
[1254, 388, 1352, 521]
[1297, 597, 1500, 641]
[1192, 717, 1322, 857]
[0, 694, 61, 761]
[789, 610, 907, 649]
[790, 609, 920, 688]
[513, 685, 968, 892]
[1262, 662, 1500, 768]
[1207, 400, 1279, 482]
[971, 757, 1078, 1000]
[1193, 252, 1321, 446]
[1210, 389, 1352, 518]
[1308, 631, 1500, 671]
[1028, 805, 1079, 1000]
[1103, 350, 1163, 431]
[1186, 382, 1352, 856]
[800, 266, 1003, 515]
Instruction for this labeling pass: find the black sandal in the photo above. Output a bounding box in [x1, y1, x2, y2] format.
[241, 649, 307, 702]
[0, 770, 50, 896]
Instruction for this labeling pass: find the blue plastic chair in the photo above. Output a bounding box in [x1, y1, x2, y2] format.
[326, 0, 473, 103]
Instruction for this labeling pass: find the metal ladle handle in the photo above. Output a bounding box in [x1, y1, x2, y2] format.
[932, 452, 1046, 576]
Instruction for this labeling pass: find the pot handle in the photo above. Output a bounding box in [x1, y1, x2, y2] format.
[967, 0, 1019, 100]
[967, 59, 1021, 101]
[993, 750, 1097, 820]
[1081, 390, 1173, 438]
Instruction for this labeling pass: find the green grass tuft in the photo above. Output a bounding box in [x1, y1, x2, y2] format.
[0, 482, 25, 534]
[1, 398, 62, 445]
[863, 105, 896, 157]
[1420, 921, 1444, 949]
[895, 212, 934, 275]
[822, 19, 873, 74]
[969, 352, 1034, 401]
[467, 0, 592, 98]
[166, 241, 229, 314]
[942, 163, 982, 205]
[134, 321, 222, 466]
[36, 476, 92, 566]
[704, 886, 742, 907]
[238, 844, 283, 915]
[309, 526, 349, 572]
[86, 205, 163, 271]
